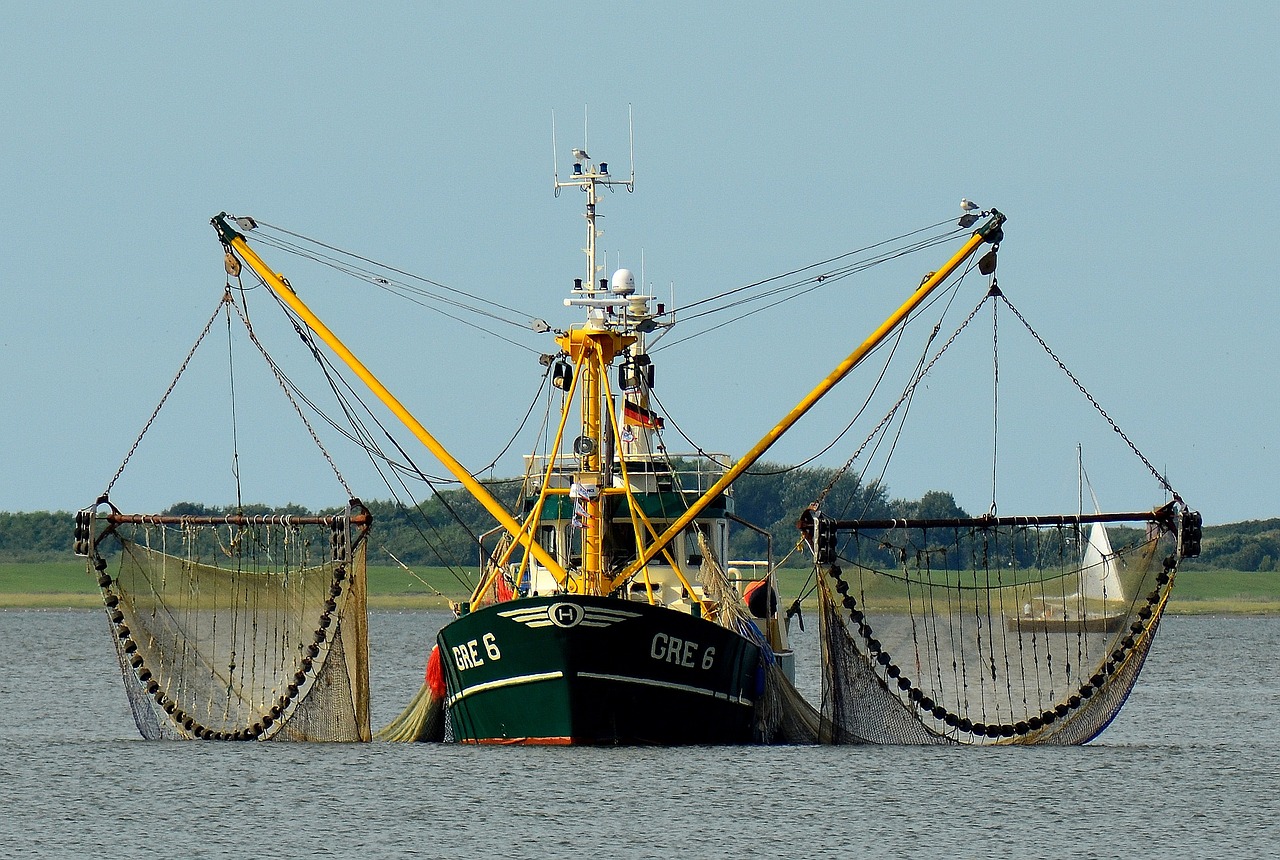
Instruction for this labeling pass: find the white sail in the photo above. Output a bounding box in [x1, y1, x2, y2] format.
[1079, 522, 1124, 605]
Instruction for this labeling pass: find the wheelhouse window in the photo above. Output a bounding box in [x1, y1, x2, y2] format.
[607, 520, 639, 570]
[538, 524, 559, 564]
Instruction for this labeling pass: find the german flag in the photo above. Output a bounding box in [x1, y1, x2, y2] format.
[623, 400, 664, 429]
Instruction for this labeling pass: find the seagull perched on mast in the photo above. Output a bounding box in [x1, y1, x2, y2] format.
[960, 198, 979, 213]
[572, 148, 589, 163]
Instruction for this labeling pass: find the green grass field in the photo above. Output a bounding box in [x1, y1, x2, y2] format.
[0, 562, 466, 609]
[4, 560, 1279, 613]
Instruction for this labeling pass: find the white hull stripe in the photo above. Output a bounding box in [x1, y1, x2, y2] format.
[447, 671, 565, 707]
[578, 672, 754, 707]
[449, 670, 753, 709]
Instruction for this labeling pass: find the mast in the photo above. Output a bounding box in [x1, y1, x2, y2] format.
[554, 146, 636, 594]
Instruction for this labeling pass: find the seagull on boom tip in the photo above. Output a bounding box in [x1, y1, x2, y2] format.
[960, 198, 980, 212]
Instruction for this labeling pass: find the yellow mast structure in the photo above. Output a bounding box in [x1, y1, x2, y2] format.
[555, 326, 632, 594]
[214, 191, 1002, 602]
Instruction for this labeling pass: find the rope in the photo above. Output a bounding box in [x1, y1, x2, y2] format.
[815, 265, 977, 542]
[656, 227, 966, 352]
[667, 220, 963, 319]
[655, 248, 978, 485]
[237, 296, 454, 485]
[644, 388, 728, 471]
[815, 271, 989, 509]
[296, 339, 476, 585]
[245, 222, 541, 353]
[472, 362, 554, 474]
[250, 286, 479, 586]
[252, 219, 537, 321]
[747, 310, 915, 478]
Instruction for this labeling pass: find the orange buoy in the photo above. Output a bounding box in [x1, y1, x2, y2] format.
[425, 644, 446, 699]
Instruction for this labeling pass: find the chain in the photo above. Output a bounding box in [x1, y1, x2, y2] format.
[825, 538, 1175, 741]
[995, 292, 1180, 503]
[990, 282, 999, 515]
[818, 286, 1181, 509]
[103, 291, 232, 496]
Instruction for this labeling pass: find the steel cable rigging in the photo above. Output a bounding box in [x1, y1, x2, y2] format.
[231, 277, 554, 585]
[654, 220, 965, 352]
[242, 219, 543, 354]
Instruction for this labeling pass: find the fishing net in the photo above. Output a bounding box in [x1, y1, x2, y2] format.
[697, 533, 825, 744]
[376, 539, 512, 743]
[80, 505, 371, 741]
[376, 642, 447, 742]
[816, 508, 1183, 745]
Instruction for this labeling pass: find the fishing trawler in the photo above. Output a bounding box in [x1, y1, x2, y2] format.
[209, 147, 819, 744]
[423, 152, 806, 744]
[81, 133, 1202, 746]
[205, 139, 1004, 744]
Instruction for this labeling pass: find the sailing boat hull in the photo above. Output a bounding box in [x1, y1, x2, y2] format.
[1006, 614, 1127, 634]
[438, 595, 761, 745]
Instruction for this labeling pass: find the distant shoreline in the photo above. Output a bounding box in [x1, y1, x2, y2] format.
[2, 593, 1275, 616]
[5, 561, 1279, 615]
[0, 594, 456, 611]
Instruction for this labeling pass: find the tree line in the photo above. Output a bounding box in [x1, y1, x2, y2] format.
[4, 466, 1273, 571]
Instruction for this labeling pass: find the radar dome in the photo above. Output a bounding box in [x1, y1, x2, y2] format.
[611, 268, 636, 297]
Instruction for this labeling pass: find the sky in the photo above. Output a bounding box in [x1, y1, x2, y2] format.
[1, 4, 1275, 525]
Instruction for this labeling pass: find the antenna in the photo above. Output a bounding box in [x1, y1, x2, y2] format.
[628, 103, 635, 191]
[551, 111, 560, 196]
[552, 108, 637, 294]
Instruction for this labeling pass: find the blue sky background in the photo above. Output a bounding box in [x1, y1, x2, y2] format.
[2, 4, 1275, 525]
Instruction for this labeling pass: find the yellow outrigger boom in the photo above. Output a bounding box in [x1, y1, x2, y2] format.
[610, 210, 1005, 587]
[212, 214, 570, 581]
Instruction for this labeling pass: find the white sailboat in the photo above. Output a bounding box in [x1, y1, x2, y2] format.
[1079, 520, 1125, 605]
[1011, 456, 1129, 634]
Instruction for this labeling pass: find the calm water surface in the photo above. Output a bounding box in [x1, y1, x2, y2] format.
[0, 610, 1275, 858]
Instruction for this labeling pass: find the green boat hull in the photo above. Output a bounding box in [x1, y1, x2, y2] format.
[437, 595, 761, 744]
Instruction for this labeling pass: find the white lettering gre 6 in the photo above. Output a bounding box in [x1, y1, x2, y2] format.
[483, 632, 501, 661]
[452, 638, 491, 671]
[650, 632, 704, 668]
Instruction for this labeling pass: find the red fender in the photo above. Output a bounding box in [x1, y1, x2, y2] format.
[425, 644, 446, 699]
